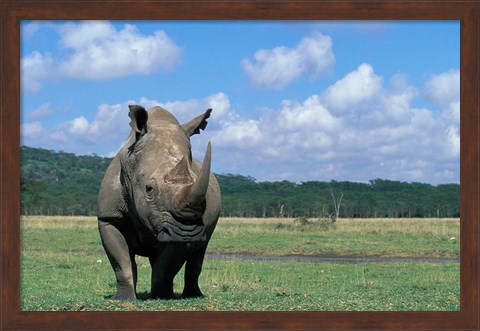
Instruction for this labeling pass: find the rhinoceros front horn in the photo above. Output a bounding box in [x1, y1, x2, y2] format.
[173, 142, 211, 222]
[190, 141, 211, 203]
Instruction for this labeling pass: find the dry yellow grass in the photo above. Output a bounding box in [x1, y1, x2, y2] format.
[20, 215, 460, 237]
[220, 217, 460, 236]
[21, 215, 98, 230]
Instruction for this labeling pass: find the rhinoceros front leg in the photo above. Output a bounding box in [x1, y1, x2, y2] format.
[182, 244, 208, 298]
[149, 245, 188, 299]
[98, 219, 137, 300]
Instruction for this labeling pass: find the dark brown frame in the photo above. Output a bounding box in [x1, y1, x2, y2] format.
[1, 1, 478, 330]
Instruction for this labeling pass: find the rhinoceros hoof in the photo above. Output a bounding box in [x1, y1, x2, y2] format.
[110, 292, 137, 300]
[150, 291, 176, 300]
[182, 289, 204, 299]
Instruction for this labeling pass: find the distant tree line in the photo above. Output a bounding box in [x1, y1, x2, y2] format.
[20, 146, 460, 218]
[218, 174, 459, 219]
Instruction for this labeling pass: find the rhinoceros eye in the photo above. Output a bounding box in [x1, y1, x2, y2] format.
[145, 180, 157, 201]
[146, 185, 154, 194]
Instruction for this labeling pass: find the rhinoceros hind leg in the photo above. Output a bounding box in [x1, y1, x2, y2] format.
[98, 219, 137, 300]
[182, 245, 207, 298]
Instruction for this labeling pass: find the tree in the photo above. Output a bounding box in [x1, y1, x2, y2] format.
[20, 146, 460, 218]
[330, 189, 343, 221]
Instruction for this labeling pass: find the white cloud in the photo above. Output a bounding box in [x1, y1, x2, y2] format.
[21, 21, 182, 91]
[145, 92, 235, 127]
[57, 22, 182, 80]
[218, 66, 458, 184]
[279, 95, 340, 132]
[21, 67, 459, 184]
[322, 63, 382, 111]
[443, 101, 460, 128]
[27, 103, 53, 120]
[58, 21, 114, 49]
[22, 21, 42, 38]
[424, 70, 460, 160]
[72, 102, 133, 144]
[21, 21, 57, 39]
[204, 93, 232, 120]
[66, 116, 90, 135]
[425, 69, 460, 110]
[22, 101, 132, 153]
[380, 74, 419, 122]
[241, 32, 334, 89]
[20, 94, 230, 156]
[21, 51, 54, 92]
[425, 70, 460, 132]
[213, 120, 262, 148]
[21, 121, 44, 138]
[446, 126, 460, 158]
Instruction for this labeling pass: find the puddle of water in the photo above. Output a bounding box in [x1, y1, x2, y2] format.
[205, 252, 459, 264]
[25, 249, 458, 264]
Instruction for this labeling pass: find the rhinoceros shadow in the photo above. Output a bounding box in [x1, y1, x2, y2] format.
[104, 291, 186, 301]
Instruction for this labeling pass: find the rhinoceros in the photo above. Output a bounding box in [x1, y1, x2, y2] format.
[97, 105, 221, 300]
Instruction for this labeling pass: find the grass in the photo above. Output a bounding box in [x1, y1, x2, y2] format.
[210, 217, 460, 258]
[20, 216, 460, 311]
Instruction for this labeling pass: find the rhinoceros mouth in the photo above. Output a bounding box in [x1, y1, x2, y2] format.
[156, 216, 206, 243]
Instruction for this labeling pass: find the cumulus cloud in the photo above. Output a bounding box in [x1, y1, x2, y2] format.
[279, 96, 340, 132]
[26, 103, 54, 120]
[21, 21, 182, 91]
[241, 32, 335, 89]
[21, 51, 54, 92]
[62, 102, 134, 146]
[21, 66, 459, 184]
[213, 120, 262, 148]
[21, 21, 56, 38]
[20, 93, 233, 156]
[57, 22, 181, 79]
[213, 66, 458, 183]
[423, 69, 460, 160]
[425, 69, 459, 109]
[66, 116, 90, 135]
[21, 121, 44, 139]
[322, 63, 382, 112]
[22, 101, 131, 154]
[22, 21, 42, 38]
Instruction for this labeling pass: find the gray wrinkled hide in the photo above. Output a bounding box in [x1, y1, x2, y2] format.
[97, 105, 221, 300]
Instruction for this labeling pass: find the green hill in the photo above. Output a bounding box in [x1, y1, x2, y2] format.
[20, 146, 460, 218]
[21, 146, 111, 215]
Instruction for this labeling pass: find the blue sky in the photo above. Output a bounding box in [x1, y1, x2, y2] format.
[21, 21, 460, 184]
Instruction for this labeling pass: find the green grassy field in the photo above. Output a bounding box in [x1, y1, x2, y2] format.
[20, 216, 460, 311]
[211, 217, 460, 257]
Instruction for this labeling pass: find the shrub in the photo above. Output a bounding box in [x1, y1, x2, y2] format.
[315, 216, 336, 231]
[293, 216, 311, 226]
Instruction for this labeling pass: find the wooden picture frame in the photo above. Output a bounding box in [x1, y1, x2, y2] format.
[1, 1, 478, 330]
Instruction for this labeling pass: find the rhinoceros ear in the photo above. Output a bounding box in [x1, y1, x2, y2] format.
[128, 105, 148, 139]
[182, 108, 212, 137]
